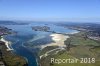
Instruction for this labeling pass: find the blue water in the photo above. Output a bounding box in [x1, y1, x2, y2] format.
[4, 22, 78, 66]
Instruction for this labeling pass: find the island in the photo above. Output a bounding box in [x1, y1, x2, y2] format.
[32, 26, 50, 32]
[32, 26, 57, 33]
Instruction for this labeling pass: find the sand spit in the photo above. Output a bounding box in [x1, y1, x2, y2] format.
[40, 34, 69, 49]
[0, 36, 13, 51]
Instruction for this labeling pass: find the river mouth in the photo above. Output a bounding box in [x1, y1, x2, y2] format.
[3, 22, 78, 66]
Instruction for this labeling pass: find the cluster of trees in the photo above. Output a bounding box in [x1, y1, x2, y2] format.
[32, 26, 50, 31]
[64, 38, 71, 51]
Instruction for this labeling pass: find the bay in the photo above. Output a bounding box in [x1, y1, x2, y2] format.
[4, 22, 78, 66]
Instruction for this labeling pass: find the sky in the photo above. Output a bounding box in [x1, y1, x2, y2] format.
[0, 0, 100, 22]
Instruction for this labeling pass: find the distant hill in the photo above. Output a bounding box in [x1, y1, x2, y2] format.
[0, 20, 29, 25]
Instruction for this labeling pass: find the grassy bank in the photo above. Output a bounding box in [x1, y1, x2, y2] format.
[0, 41, 27, 66]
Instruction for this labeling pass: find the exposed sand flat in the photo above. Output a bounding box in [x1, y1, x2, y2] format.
[0, 36, 13, 51]
[41, 34, 69, 49]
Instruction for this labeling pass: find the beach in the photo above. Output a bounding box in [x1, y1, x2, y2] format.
[0, 36, 13, 51]
[39, 33, 69, 59]
[40, 34, 69, 49]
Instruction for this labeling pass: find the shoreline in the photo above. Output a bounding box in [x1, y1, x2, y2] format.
[66, 31, 79, 34]
[39, 31, 79, 58]
[0, 36, 13, 51]
[40, 33, 70, 49]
